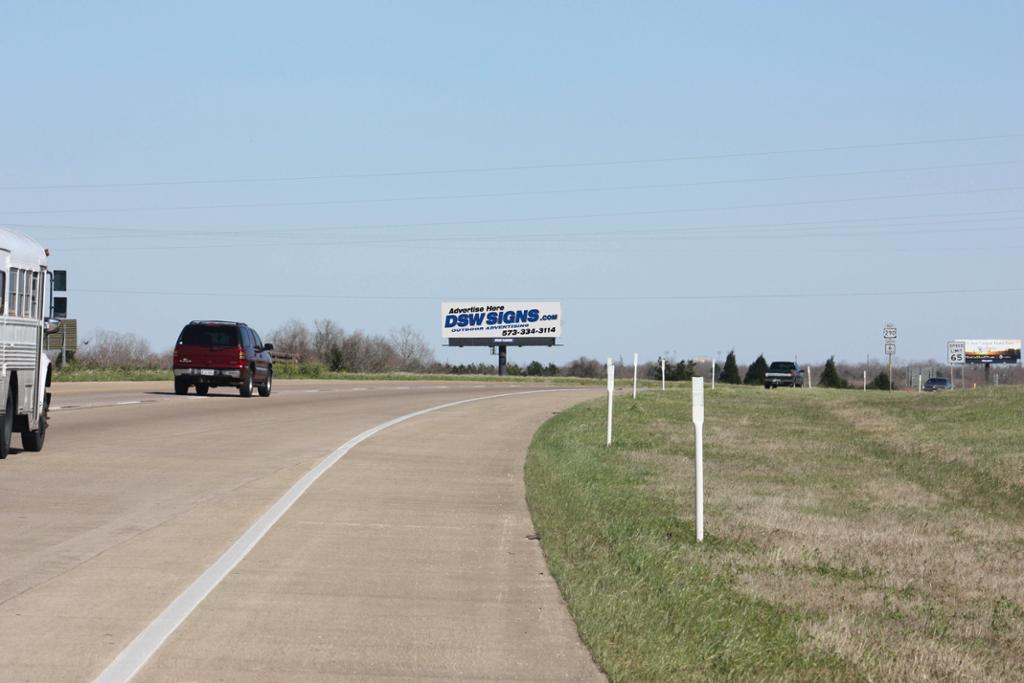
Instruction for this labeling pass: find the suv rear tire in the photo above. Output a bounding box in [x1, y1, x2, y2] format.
[174, 378, 189, 395]
[258, 369, 272, 397]
[195, 384, 209, 396]
[239, 370, 254, 398]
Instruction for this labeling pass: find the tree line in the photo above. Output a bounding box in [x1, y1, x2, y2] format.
[65, 327, 1024, 386]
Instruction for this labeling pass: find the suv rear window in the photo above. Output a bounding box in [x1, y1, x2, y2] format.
[768, 362, 796, 372]
[178, 324, 240, 347]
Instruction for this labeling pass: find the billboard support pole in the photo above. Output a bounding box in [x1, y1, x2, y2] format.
[497, 345, 507, 376]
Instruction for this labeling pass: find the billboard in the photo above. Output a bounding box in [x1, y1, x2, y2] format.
[962, 339, 1021, 364]
[442, 302, 561, 342]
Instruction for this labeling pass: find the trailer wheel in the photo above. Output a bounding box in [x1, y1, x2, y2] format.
[0, 387, 13, 459]
[22, 393, 48, 452]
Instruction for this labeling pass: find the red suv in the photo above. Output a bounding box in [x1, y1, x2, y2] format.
[172, 321, 273, 397]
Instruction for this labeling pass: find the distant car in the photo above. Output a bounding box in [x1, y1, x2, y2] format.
[764, 361, 803, 388]
[923, 377, 954, 392]
[172, 320, 273, 397]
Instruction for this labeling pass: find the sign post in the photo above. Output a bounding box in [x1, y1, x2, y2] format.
[947, 340, 965, 388]
[692, 377, 705, 543]
[883, 324, 897, 391]
[606, 358, 614, 447]
[633, 352, 638, 400]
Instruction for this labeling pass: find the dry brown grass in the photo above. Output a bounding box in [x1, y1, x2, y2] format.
[633, 386, 1024, 681]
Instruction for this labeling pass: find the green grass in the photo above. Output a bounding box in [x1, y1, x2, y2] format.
[53, 367, 174, 382]
[526, 385, 1024, 682]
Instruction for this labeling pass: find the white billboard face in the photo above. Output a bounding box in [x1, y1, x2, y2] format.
[442, 302, 561, 340]
[962, 339, 1021, 364]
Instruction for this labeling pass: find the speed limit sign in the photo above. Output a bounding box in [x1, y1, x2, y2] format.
[947, 341, 965, 365]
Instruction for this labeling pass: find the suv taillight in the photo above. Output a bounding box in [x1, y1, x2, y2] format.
[238, 346, 246, 368]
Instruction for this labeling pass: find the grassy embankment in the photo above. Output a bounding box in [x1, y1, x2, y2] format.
[526, 384, 1024, 682]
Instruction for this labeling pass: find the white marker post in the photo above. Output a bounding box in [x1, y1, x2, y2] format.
[661, 357, 666, 391]
[633, 352, 638, 399]
[711, 360, 716, 390]
[606, 358, 614, 447]
[692, 377, 705, 543]
[863, 369, 867, 391]
[807, 366, 812, 389]
[918, 373, 922, 392]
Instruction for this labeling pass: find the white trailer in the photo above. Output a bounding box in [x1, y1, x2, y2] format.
[0, 228, 59, 458]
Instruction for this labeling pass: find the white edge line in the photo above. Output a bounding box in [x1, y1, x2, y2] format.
[92, 388, 577, 683]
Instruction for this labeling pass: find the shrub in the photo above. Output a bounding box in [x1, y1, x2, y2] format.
[870, 371, 896, 390]
[744, 355, 769, 385]
[719, 350, 742, 384]
[819, 356, 850, 389]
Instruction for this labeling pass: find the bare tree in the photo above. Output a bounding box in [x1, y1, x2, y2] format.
[313, 319, 344, 364]
[267, 319, 313, 361]
[334, 330, 398, 373]
[389, 325, 434, 371]
[563, 356, 602, 378]
[77, 330, 165, 369]
[361, 333, 401, 372]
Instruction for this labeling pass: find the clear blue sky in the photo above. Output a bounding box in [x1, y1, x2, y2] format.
[1, 1, 1021, 366]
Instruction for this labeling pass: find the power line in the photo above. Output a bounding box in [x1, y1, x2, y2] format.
[2, 132, 1020, 191]
[2, 183, 1021, 218]
[50, 220, 1024, 253]
[16, 207, 1024, 240]
[73, 286, 1024, 302]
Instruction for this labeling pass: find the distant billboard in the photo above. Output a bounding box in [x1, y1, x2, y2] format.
[442, 302, 561, 343]
[962, 339, 1021, 365]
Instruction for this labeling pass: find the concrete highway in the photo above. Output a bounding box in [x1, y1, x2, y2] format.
[0, 380, 605, 682]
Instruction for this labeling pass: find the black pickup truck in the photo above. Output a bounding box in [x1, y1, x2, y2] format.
[764, 361, 804, 388]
